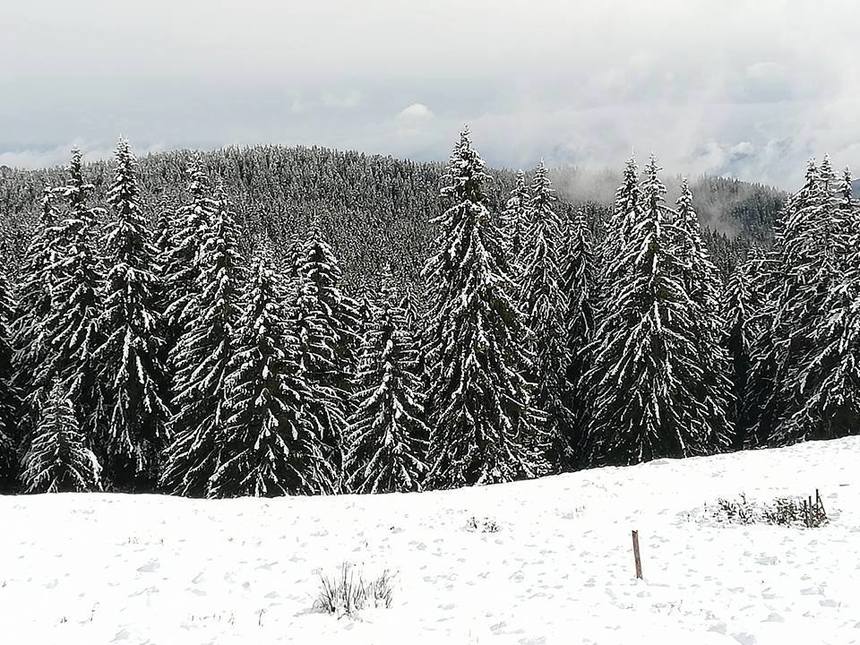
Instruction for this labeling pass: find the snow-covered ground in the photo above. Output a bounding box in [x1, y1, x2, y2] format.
[3, 438, 860, 645]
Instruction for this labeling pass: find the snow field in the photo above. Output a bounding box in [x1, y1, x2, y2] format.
[2, 437, 860, 644]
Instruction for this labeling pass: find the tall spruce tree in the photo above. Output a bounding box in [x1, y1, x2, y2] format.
[599, 159, 641, 299]
[674, 179, 734, 449]
[345, 263, 428, 493]
[161, 187, 245, 497]
[769, 162, 860, 443]
[96, 140, 170, 487]
[747, 160, 838, 446]
[422, 129, 547, 488]
[755, 162, 826, 444]
[160, 159, 217, 339]
[517, 162, 571, 471]
[290, 222, 361, 483]
[21, 382, 101, 493]
[502, 170, 530, 271]
[0, 269, 19, 487]
[37, 150, 106, 442]
[559, 208, 595, 467]
[210, 248, 335, 497]
[12, 189, 63, 428]
[720, 255, 757, 449]
[584, 157, 727, 466]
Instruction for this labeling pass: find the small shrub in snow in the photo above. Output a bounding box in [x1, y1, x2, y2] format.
[708, 492, 828, 528]
[313, 563, 394, 617]
[763, 496, 828, 528]
[713, 493, 757, 525]
[466, 515, 501, 533]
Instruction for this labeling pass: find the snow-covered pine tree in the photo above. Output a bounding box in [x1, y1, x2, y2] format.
[674, 179, 734, 450]
[160, 186, 245, 497]
[768, 162, 860, 444]
[21, 382, 101, 493]
[95, 140, 170, 487]
[160, 159, 217, 339]
[422, 129, 547, 489]
[151, 196, 179, 315]
[502, 170, 530, 272]
[746, 162, 824, 445]
[584, 157, 727, 466]
[290, 222, 361, 482]
[0, 269, 20, 487]
[598, 159, 641, 303]
[344, 263, 428, 494]
[210, 248, 336, 498]
[12, 189, 62, 421]
[37, 150, 106, 440]
[517, 162, 571, 471]
[559, 208, 595, 467]
[675, 179, 721, 315]
[719, 255, 757, 449]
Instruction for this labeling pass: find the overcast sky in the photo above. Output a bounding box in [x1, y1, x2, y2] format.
[2, 0, 858, 188]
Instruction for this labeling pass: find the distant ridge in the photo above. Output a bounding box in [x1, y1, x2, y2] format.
[853, 178, 859, 198]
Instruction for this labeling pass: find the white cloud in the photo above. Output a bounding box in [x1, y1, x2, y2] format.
[0, 140, 166, 170]
[396, 103, 435, 121]
[2, 0, 859, 187]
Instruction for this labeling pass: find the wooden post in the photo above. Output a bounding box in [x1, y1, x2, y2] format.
[631, 530, 643, 580]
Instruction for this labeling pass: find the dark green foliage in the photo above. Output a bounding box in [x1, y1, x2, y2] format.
[34, 151, 106, 440]
[21, 382, 101, 493]
[719, 255, 757, 449]
[161, 187, 245, 497]
[750, 161, 860, 446]
[212, 250, 335, 497]
[422, 130, 548, 488]
[559, 209, 595, 467]
[345, 264, 428, 494]
[290, 223, 361, 484]
[517, 163, 571, 470]
[3, 135, 850, 498]
[96, 140, 170, 487]
[584, 158, 730, 466]
[0, 270, 19, 487]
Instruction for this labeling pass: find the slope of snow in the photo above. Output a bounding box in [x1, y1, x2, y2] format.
[3, 438, 860, 645]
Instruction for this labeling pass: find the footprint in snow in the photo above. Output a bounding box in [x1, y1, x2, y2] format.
[137, 560, 160, 573]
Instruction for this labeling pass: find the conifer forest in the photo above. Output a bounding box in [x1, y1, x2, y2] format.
[0, 130, 856, 498]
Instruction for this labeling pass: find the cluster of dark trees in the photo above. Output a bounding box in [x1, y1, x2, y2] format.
[0, 130, 851, 497]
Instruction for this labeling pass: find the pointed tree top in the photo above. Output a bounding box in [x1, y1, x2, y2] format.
[39, 187, 57, 227]
[443, 129, 488, 202]
[622, 157, 638, 184]
[185, 156, 210, 197]
[840, 167, 854, 203]
[678, 177, 693, 205]
[642, 155, 666, 195]
[115, 137, 133, 161]
[644, 154, 662, 177]
[61, 148, 96, 210]
[530, 161, 555, 204]
[68, 148, 83, 174]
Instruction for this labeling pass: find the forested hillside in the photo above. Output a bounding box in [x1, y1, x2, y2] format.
[5, 131, 851, 500]
[0, 145, 783, 290]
